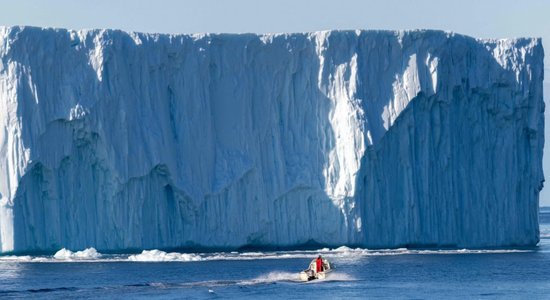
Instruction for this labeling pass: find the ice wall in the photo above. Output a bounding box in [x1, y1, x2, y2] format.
[0, 27, 544, 253]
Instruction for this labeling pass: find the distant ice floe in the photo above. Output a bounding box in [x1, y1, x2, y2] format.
[0, 246, 534, 263]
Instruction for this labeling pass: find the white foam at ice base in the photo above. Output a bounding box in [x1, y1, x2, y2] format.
[0, 246, 534, 263]
[53, 247, 101, 260]
[0, 255, 48, 262]
[128, 249, 201, 262]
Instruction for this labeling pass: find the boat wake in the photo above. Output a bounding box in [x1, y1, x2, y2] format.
[239, 271, 301, 285]
[237, 271, 355, 285]
[0, 272, 356, 298]
[172, 271, 355, 288]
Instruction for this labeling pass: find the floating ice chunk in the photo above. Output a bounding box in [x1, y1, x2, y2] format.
[127, 249, 202, 262]
[53, 247, 101, 260]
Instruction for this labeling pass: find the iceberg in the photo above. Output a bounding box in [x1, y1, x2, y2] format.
[0, 26, 544, 253]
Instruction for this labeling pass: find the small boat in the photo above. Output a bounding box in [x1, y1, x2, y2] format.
[299, 257, 332, 281]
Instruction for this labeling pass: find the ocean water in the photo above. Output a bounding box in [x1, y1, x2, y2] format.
[1, 210, 550, 299]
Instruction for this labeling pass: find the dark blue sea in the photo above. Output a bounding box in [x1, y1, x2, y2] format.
[1, 209, 550, 299]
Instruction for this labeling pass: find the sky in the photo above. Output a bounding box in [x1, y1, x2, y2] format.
[1, 0, 549, 205]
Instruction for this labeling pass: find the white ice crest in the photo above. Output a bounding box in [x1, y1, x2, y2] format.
[69, 104, 89, 121]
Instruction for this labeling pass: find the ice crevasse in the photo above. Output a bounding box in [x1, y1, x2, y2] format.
[0, 26, 544, 253]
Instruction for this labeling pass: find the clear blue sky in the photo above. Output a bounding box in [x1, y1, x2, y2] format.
[1, 0, 549, 205]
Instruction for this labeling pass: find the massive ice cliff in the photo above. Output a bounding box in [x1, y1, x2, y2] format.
[0, 26, 544, 253]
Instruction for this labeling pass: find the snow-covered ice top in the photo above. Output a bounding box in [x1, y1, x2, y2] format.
[0, 26, 544, 253]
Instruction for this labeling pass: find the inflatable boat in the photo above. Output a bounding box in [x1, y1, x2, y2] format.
[299, 257, 332, 281]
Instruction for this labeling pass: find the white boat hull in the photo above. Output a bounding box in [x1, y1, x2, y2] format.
[299, 258, 332, 281]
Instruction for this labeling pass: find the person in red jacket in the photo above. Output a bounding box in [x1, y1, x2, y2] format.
[316, 255, 324, 273]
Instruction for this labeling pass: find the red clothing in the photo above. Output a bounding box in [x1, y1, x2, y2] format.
[316, 258, 323, 272]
